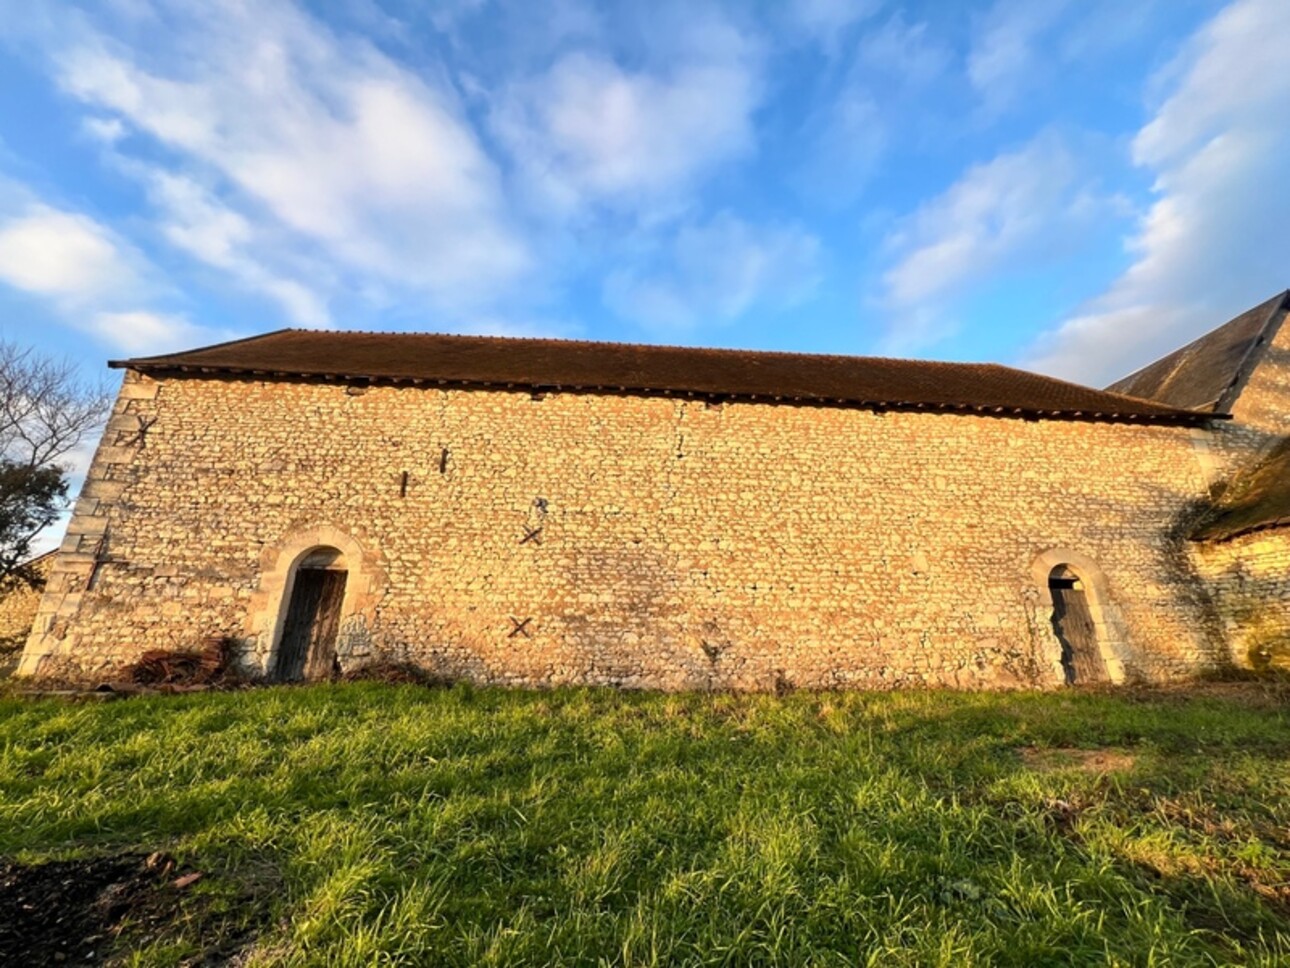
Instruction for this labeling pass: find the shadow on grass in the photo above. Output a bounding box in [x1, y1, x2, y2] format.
[0, 681, 1285, 965]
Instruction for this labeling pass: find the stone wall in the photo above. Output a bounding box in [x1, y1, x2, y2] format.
[1202, 304, 1290, 481]
[1191, 532, 1290, 671]
[20, 369, 1231, 689]
[1, 553, 53, 670]
[1229, 304, 1290, 441]
[1185, 308, 1290, 672]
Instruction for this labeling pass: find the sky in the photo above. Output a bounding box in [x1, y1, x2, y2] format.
[1, 0, 1289, 401]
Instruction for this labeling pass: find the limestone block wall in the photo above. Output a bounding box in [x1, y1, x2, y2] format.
[21, 370, 1230, 688]
[1186, 312, 1290, 670]
[1202, 306, 1290, 481]
[1229, 304, 1290, 441]
[1191, 532, 1290, 670]
[0, 553, 53, 652]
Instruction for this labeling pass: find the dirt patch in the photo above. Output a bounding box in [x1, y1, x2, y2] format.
[0, 851, 232, 965]
[1148, 795, 1290, 850]
[1123, 847, 1290, 943]
[1020, 746, 1137, 773]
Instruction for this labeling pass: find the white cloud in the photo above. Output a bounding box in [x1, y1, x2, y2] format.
[795, 14, 949, 206]
[146, 172, 251, 268]
[5, 0, 781, 343]
[1023, 0, 1290, 386]
[142, 171, 329, 327]
[794, 91, 887, 206]
[1134, 1, 1289, 169]
[603, 212, 822, 331]
[81, 115, 126, 144]
[51, 0, 531, 315]
[877, 132, 1111, 351]
[856, 14, 950, 86]
[967, 0, 1183, 118]
[0, 207, 138, 302]
[785, 0, 882, 47]
[0, 191, 235, 355]
[430, 0, 603, 67]
[88, 311, 220, 355]
[492, 31, 761, 218]
[428, 0, 489, 34]
[967, 0, 1071, 114]
[257, 278, 330, 330]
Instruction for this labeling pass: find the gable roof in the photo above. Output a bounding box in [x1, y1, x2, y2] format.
[111, 329, 1217, 426]
[1106, 291, 1290, 412]
[1191, 437, 1290, 542]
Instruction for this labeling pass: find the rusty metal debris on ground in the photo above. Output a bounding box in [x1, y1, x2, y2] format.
[126, 635, 239, 686]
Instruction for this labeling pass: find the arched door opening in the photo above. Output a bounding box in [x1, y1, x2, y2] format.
[1048, 565, 1108, 685]
[272, 547, 348, 681]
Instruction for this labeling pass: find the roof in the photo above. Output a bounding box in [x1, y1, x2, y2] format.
[1107, 291, 1290, 411]
[111, 329, 1218, 426]
[1191, 437, 1290, 542]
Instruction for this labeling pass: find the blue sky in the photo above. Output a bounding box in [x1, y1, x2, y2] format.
[1, 0, 1288, 396]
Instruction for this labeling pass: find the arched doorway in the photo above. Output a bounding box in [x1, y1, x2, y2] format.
[272, 547, 348, 681]
[1048, 565, 1108, 684]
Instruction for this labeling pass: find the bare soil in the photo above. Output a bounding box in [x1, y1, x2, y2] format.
[0, 852, 216, 965]
[1020, 746, 1138, 773]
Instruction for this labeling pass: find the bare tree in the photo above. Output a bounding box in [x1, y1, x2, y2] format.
[0, 340, 112, 585]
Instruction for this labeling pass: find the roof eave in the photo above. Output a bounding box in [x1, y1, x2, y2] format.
[113, 361, 1221, 427]
[1191, 518, 1290, 543]
[108, 328, 295, 370]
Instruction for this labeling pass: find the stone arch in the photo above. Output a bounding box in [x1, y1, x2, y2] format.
[244, 524, 386, 677]
[1030, 548, 1128, 685]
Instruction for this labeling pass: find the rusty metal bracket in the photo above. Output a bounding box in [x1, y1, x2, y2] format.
[520, 525, 543, 546]
[84, 532, 112, 591]
[508, 617, 533, 639]
[118, 415, 158, 448]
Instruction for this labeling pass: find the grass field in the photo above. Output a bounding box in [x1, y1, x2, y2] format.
[1, 682, 1287, 966]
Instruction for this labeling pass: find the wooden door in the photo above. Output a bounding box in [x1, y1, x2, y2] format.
[274, 569, 348, 681]
[1050, 577, 1107, 685]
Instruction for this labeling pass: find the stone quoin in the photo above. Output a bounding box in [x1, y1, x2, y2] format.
[15, 291, 1290, 688]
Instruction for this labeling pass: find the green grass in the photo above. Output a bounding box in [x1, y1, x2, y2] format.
[1, 683, 1288, 966]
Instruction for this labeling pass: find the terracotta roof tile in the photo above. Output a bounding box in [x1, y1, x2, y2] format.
[112, 329, 1217, 425]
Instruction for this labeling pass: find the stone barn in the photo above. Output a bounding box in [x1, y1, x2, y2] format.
[17, 292, 1290, 689]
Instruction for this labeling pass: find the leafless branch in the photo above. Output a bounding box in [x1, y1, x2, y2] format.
[0, 340, 112, 470]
